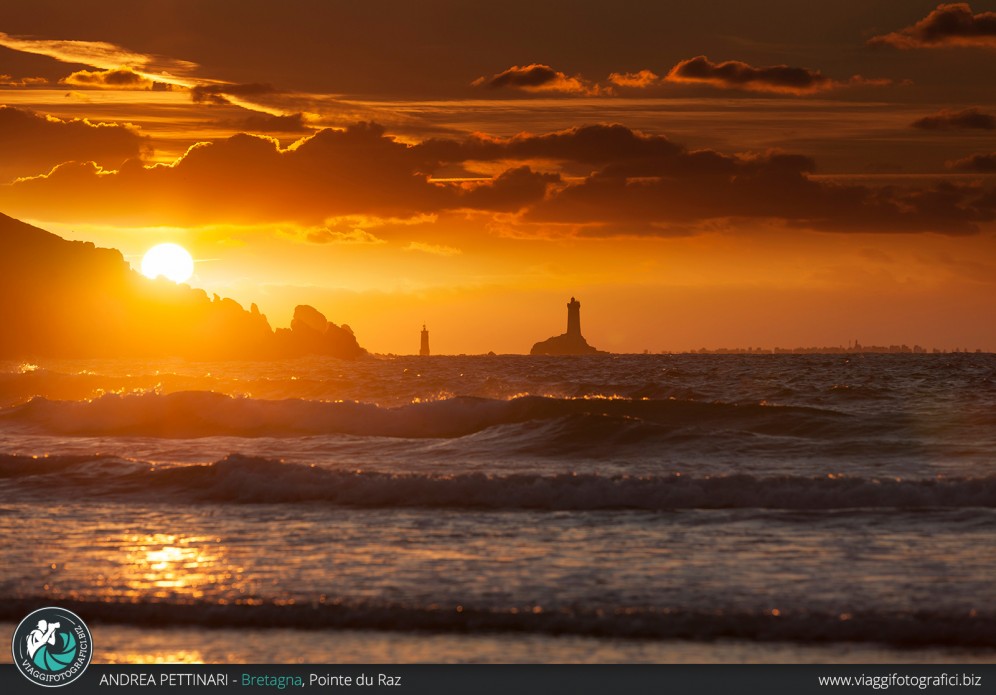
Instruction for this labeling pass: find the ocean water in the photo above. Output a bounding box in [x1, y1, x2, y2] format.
[0, 354, 994, 663]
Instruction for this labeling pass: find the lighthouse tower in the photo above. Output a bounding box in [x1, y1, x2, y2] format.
[529, 296, 601, 355]
[419, 324, 430, 356]
[566, 297, 581, 337]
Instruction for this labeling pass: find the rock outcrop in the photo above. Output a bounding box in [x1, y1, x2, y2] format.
[274, 305, 365, 359]
[530, 296, 603, 355]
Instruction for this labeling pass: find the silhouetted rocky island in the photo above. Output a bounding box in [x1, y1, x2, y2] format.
[0, 212, 365, 359]
[530, 296, 604, 355]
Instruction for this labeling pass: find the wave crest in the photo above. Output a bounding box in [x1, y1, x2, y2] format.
[3, 454, 994, 510]
[1, 391, 849, 439]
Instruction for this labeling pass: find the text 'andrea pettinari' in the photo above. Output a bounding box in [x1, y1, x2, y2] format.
[99, 672, 229, 686]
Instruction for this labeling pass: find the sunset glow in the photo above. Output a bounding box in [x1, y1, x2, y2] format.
[2, 2, 995, 671]
[0, 3, 992, 353]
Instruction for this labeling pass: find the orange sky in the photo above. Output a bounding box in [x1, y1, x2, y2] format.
[1, 1, 995, 353]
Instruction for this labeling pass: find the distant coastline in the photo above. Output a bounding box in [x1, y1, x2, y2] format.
[377, 349, 991, 357]
[663, 345, 988, 355]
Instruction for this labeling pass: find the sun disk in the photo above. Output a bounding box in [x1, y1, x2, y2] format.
[141, 243, 194, 283]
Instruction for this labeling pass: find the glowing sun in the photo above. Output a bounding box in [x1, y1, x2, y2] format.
[141, 243, 194, 283]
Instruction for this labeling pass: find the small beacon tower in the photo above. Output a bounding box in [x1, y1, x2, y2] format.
[419, 324, 430, 356]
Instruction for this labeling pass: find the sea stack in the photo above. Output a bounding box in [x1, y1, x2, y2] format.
[530, 296, 602, 355]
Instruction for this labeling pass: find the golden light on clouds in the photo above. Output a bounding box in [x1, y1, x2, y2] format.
[0, 31, 197, 86]
[0, 3, 993, 352]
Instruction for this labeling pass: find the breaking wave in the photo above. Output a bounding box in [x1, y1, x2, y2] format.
[0, 391, 857, 439]
[2, 454, 994, 510]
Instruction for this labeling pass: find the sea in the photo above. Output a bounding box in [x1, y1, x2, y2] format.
[0, 353, 994, 664]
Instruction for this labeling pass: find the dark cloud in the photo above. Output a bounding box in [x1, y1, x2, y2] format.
[219, 112, 311, 133]
[190, 82, 279, 105]
[458, 166, 560, 212]
[417, 124, 682, 167]
[478, 64, 559, 88]
[0, 123, 555, 225]
[0, 106, 150, 183]
[523, 145, 994, 235]
[869, 3, 996, 49]
[0, 74, 47, 87]
[949, 152, 996, 172]
[666, 56, 835, 94]
[912, 107, 996, 130]
[472, 64, 596, 94]
[60, 68, 174, 90]
[2, 117, 991, 236]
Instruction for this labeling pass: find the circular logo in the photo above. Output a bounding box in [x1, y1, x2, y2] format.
[11, 607, 92, 687]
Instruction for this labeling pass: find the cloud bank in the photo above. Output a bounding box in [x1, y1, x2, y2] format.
[869, 3, 996, 49]
[472, 64, 600, 95]
[912, 107, 996, 130]
[61, 67, 175, 90]
[665, 56, 883, 94]
[0, 74, 47, 87]
[190, 83, 279, 105]
[0, 106, 150, 183]
[950, 152, 996, 172]
[1, 116, 992, 236]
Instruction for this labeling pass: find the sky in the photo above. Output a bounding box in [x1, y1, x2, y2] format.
[1, 0, 994, 354]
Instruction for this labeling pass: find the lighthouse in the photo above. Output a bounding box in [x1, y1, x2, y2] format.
[529, 296, 602, 355]
[566, 296, 581, 337]
[419, 324, 430, 356]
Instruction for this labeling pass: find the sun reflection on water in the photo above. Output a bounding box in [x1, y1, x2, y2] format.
[119, 533, 240, 601]
[103, 650, 206, 665]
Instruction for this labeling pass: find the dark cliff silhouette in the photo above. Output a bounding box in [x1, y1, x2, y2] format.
[530, 296, 603, 355]
[0, 212, 365, 359]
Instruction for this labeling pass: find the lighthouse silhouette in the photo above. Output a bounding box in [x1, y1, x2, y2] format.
[419, 324, 430, 356]
[529, 296, 601, 355]
[566, 296, 581, 336]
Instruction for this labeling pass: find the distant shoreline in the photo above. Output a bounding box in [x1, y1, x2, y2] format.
[374, 350, 994, 357]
